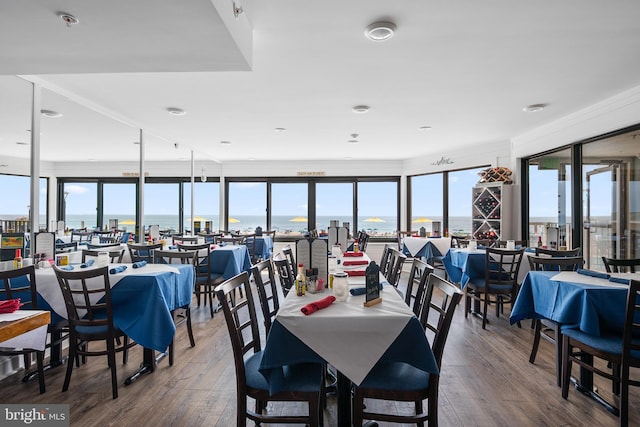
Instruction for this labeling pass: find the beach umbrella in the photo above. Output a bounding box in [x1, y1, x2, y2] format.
[187, 216, 208, 222]
[120, 219, 136, 225]
[289, 216, 308, 222]
[364, 217, 386, 223]
[412, 217, 433, 223]
[228, 217, 240, 223]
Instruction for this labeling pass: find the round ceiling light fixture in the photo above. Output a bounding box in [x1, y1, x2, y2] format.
[58, 12, 79, 27]
[352, 105, 370, 114]
[364, 21, 396, 41]
[523, 103, 547, 113]
[220, 140, 232, 145]
[419, 126, 432, 131]
[274, 127, 287, 133]
[166, 107, 186, 116]
[41, 109, 62, 118]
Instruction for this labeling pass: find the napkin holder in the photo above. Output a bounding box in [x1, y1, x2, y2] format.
[364, 261, 382, 307]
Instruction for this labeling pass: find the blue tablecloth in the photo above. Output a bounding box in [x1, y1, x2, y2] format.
[109, 264, 194, 352]
[210, 246, 252, 279]
[510, 271, 628, 336]
[254, 236, 273, 260]
[259, 315, 437, 395]
[442, 249, 487, 288]
[401, 240, 443, 261]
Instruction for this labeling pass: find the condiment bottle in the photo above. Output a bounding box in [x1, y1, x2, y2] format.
[13, 249, 23, 269]
[537, 236, 543, 248]
[353, 240, 359, 253]
[295, 263, 306, 296]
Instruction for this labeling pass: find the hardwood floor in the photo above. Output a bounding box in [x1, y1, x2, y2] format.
[1, 242, 638, 426]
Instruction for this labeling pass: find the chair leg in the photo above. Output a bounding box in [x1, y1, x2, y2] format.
[553, 324, 562, 387]
[63, 341, 75, 392]
[35, 351, 46, 394]
[621, 374, 629, 427]
[169, 340, 174, 366]
[561, 336, 571, 399]
[464, 289, 470, 318]
[107, 339, 118, 399]
[482, 293, 489, 329]
[208, 285, 215, 318]
[186, 308, 196, 347]
[123, 336, 129, 364]
[352, 389, 364, 427]
[529, 320, 542, 364]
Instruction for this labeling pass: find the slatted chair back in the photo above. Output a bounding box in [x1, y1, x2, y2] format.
[251, 259, 280, 335]
[385, 247, 407, 287]
[242, 233, 260, 264]
[172, 235, 199, 245]
[450, 235, 470, 248]
[379, 243, 394, 278]
[535, 247, 582, 257]
[273, 255, 295, 296]
[127, 242, 163, 263]
[602, 257, 640, 273]
[404, 258, 434, 317]
[528, 255, 584, 272]
[496, 240, 528, 248]
[281, 245, 297, 280]
[82, 248, 125, 263]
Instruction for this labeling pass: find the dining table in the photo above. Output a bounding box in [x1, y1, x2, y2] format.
[401, 236, 450, 262]
[510, 270, 636, 411]
[0, 310, 50, 351]
[253, 235, 274, 261]
[30, 262, 195, 385]
[209, 245, 252, 280]
[259, 252, 437, 426]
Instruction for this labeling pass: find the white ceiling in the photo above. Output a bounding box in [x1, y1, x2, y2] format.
[1, 0, 640, 164]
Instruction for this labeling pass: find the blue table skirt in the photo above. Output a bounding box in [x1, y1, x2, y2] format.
[442, 249, 486, 288]
[254, 236, 274, 260]
[259, 317, 438, 395]
[401, 241, 443, 261]
[210, 246, 252, 279]
[510, 271, 628, 336]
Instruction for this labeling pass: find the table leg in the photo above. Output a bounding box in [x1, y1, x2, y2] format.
[22, 329, 66, 384]
[124, 348, 168, 385]
[337, 371, 351, 426]
[571, 353, 619, 416]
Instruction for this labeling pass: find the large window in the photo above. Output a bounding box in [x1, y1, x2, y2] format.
[316, 182, 354, 233]
[103, 183, 136, 232]
[227, 182, 267, 233]
[0, 175, 48, 231]
[271, 182, 308, 237]
[357, 181, 398, 238]
[448, 167, 486, 235]
[63, 182, 97, 229]
[410, 173, 443, 235]
[527, 149, 573, 250]
[183, 181, 220, 233]
[143, 183, 179, 231]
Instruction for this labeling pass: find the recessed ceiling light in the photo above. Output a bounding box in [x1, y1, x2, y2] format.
[133, 141, 140, 145]
[88, 158, 96, 162]
[419, 126, 432, 131]
[16, 142, 29, 146]
[364, 21, 396, 41]
[274, 127, 287, 133]
[166, 107, 186, 116]
[41, 109, 62, 118]
[58, 12, 79, 27]
[352, 105, 370, 114]
[348, 139, 359, 144]
[523, 103, 547, 113]
[0, 164, 7, 167]
[220, 140, 232, 145]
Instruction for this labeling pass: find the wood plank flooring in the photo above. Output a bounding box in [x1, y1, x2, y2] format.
[1, 242, 638, 426]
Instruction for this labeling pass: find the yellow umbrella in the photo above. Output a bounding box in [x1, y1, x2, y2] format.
[412, 217, 433, 223]
[187, 216, 208, 222]
[120, 219, 136, 225]
[364, 217, 386, 223]
[228, 217, 240, 223]
[289, 216, 308, 222]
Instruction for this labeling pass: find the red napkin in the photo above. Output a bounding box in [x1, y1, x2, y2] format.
[301, 295, 336, 315]
[345, 270, 366, 277]
[343, 252, 363, 257]
[343, 260, 369, 266]
[0, 299, 21, 314]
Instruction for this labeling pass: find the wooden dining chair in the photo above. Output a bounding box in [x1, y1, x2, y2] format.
[281, 245, 297, 279]
[0, 265, 53, 393]
[450, 235, 470, 249]
[535, 247, 582, 257]
[250, 259, 280, 336]
[172, 235, 199, 245]
[273, 255, 295, 296]
[214, 272, 324, 427]
[177, 242, 223, 318]
[562, 279, 640, 425]
[385, 247, 407, 288]
[127, 242, 163, 263]
[379, 244, 394, 278]
[242, 233, 260, 264]
[82, 247, 125, 263]
[352, 274, 463, 426]
[54, 265, 136, 399]
[496, 240, 528, 248]
[602, 257, 640, 273]
[404, 258, 434, 317]
[154, 249, 197, 365]
[527, 255, 584, 386]
[464, 247, 525, 329]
